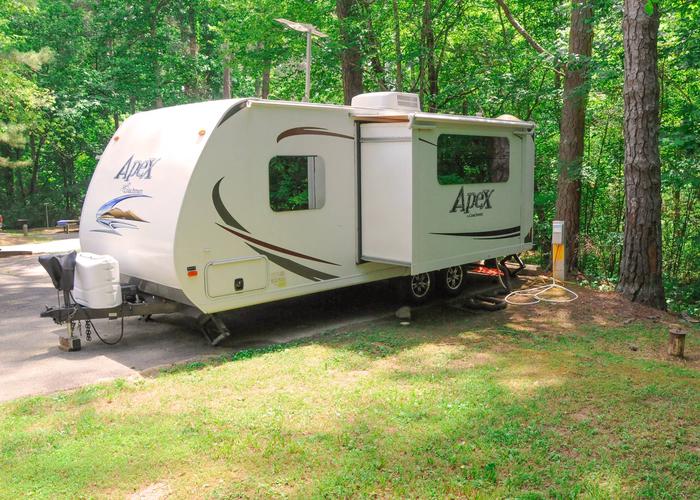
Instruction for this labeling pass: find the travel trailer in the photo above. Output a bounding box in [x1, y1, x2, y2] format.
[41, 92, 535, 345]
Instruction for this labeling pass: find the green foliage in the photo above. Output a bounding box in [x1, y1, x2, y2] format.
[0, 0, 697, 310]
[268, 156, 310, 211]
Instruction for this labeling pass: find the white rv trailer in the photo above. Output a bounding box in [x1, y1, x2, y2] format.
[47, 92, 534, 343]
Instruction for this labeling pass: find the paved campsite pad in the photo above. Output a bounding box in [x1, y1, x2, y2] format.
[0, 255, 414, 401]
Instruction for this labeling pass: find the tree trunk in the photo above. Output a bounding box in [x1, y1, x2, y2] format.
[422, 0, 438, 112]
[222, 42, 231, 99]
[184, 1, 199, 97]
[337, 0, 363, 104]
[365, 13, 388, 91]
[28, 133, 45, 196]
[149, 15, 163, 108]
[392, 0, 403, 91]
[554, 0, 593, 273]
[617, 0, 665, 309]
[261, 59, 271, 99]
[223, 66, 231, 98]
[670, 186, 681, 278]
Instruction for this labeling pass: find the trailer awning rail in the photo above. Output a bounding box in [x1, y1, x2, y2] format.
[352, 112, 535, 131]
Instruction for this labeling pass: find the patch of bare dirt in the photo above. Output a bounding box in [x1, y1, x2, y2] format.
[129, 482, 170, 500]
[507, 276, 679, 328]
[0, 228, 71, 246]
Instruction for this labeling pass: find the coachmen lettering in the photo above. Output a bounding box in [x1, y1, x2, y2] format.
[114, 155, 161, 181]
[449, 187, 495, 214]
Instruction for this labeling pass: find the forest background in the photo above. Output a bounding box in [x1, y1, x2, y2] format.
[0, 0, 698, 312]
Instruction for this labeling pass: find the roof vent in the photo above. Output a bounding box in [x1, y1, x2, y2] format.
[351, 92, 421, 112]
[496, 114, 523, 122]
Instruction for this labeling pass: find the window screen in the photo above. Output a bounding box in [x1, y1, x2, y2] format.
[437, 134, 510, 185]
[269, 156, 325, 212]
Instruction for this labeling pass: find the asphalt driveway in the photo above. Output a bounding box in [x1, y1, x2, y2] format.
[0, 254, 402, 402]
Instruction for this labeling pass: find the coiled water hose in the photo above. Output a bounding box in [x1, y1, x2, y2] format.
[504, 277, 578, 305]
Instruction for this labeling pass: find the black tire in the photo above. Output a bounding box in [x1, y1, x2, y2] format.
[405, 272, 435, 304]
[438, 265, 466, 297]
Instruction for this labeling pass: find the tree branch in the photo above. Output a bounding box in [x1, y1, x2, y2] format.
[494, 0, 547, 55]
[493, 0, 563, 74]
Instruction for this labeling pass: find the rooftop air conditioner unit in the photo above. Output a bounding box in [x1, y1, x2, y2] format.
[351, 92, 421, 112]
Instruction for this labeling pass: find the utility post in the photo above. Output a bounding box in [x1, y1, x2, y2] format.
[552, 220, 566, 281]
[305, 30, 312, 102]
[275, 18, 328, 102]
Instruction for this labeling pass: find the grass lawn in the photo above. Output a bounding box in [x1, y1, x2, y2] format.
[1, 285, 698, 498]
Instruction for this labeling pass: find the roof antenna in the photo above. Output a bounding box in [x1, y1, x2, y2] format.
[275, 18, 328, 102]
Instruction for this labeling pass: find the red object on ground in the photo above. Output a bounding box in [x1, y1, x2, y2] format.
[469, 265, 504, 277]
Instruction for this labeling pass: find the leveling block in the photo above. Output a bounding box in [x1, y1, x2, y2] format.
[58, 331, 81, 351]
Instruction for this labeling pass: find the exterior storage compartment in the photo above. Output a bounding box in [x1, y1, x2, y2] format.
[72, 252, 121, 309]
[205, 256, 268, 298]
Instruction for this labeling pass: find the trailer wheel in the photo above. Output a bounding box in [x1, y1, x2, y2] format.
[439, 265, 465, 297]
[407, 272, 434, 304]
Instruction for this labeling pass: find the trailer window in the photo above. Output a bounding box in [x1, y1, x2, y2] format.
[269, 156, 325, 212]
[437, 134, 510, 185]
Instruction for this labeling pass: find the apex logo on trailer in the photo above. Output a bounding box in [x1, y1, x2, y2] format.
[114, 154, 161, 181]
[450, 187, 495, 214]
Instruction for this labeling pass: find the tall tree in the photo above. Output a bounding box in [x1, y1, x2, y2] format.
[617, 0, 665, 308]
[391, 0, 403, 91]
[337, 0, 363, 104]
[554, 0, 593, 272]
[496, 0, 592, 272]
[421, 0, 438, 112]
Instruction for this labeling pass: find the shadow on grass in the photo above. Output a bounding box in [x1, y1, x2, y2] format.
[2, 283, 699, 498]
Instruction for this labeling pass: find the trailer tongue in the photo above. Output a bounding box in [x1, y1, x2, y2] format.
[38, 251, 230, 350]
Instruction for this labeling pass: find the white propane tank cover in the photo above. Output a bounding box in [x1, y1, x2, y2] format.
[351, 92, 421, 112]
[72, 252, 121, 309]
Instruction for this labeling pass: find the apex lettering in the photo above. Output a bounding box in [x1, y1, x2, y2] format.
[450, 187, 495, 214]
[114, 155, 160, 181]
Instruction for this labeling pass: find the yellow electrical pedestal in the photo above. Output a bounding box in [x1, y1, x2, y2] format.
[552, 220, 566, 281]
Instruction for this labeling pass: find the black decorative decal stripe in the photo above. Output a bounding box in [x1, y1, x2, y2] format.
[473, 233, 521, 240]
[212, 178, 249, 233]
[431, 225, 521, 237]
[217, 223, 340, 266]
[419, 138, 437, 147]
[245, 243, 338, 281]
[277, 127, 354, 143]
[216, 100, 248, 128]
[213, 176, 340, 282]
